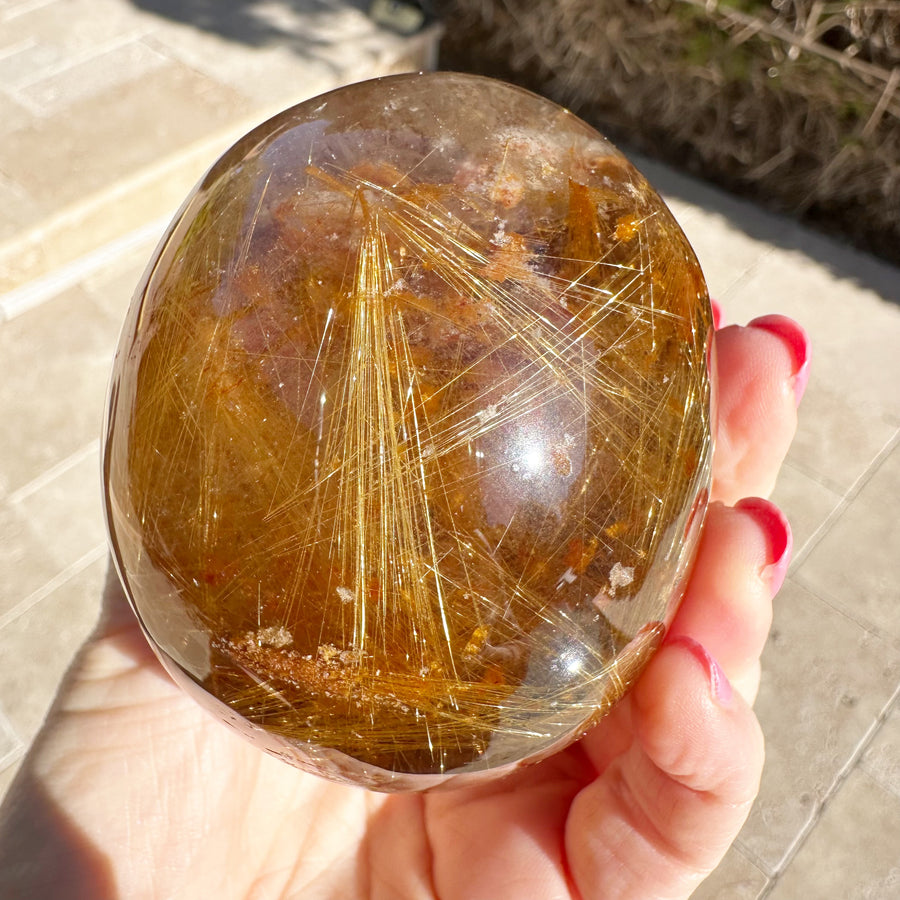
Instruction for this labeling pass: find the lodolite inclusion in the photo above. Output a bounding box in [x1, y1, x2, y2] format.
[103, 72, 714, 791]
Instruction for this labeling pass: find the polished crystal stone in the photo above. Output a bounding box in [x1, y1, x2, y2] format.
[103, 72, 713, 791]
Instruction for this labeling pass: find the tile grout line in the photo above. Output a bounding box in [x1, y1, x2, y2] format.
[790, 570, 899, 653]
[778, 429, 900, 651]
[8, 25, 157, 96]
[5, 438, 101, 505]
[0, 745, 24, 774]
[0, 705, 24, 772]
[0, 0, 57, 24]
[725, 839, 774, 889]
[779, 453, 854, 502]
[751, 428, 900, 897]
[0, 543, 107, 632]
[0, 217, 168, 322]
[0, 36, 35, 63]
[788, 425, 900, 573]
[0, 746, 25, 779]
[717, 242, 778, 314]
[858, 688, 900, 803]
[757, 679, 900, 898]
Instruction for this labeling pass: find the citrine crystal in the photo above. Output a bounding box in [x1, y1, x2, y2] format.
[103, 72, 713, 790]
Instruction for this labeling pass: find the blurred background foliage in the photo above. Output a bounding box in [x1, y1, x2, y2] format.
[434, 0, 900, 264]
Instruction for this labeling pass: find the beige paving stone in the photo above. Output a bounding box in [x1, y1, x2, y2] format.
[768, 768, 900, 899]
[0, 60, 258, 292]
[785, 219, 900, 308]
[691, 845, 769, 900]
[11, 449, 106, 577]
[650, 160, 900, 309]
[0, 500, 61, 620]
[680, 212, 776, 308]
[0, 0, 153, 93]
[0, 0, 48, 13]
[0, 554, 106, 741]
[0, 90, 33, 135]
[0, 169, 46, 244]
[142, 4, 424, 108]
[768, 461, 842, 562]
[1, 166, 204, 295]
[737, 579, 900, 873]
[727, 244, 900, 389]
[0, 286, 119, 497]
[0, 59, 254, 212]
[724, 248, 900, 493]
[15, 38, 169, 116]
[146, 36, 362, 113]
[861, 703, 900, 798]
[796, 438, 900, 643]
[81, 239, 161, 325]
[785, 379, 898, 497]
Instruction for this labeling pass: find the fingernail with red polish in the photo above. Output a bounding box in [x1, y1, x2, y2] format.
[710, 298, 724, 330]
[735, 497, 793, 593]
[669, 635, 733, 705]
[748, 314, 811, 406]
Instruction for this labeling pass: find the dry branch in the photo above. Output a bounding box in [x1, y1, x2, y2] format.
[437, 0, 900, 264]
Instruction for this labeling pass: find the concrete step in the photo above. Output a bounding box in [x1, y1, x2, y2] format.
[0, 0, 440, 301]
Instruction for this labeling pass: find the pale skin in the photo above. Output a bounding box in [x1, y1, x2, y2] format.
[0, 316, 806, 900]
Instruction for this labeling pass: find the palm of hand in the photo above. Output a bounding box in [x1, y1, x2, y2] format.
[0, 320, 803, 899]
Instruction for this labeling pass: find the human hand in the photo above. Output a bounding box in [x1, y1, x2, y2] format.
[0, 312, 808, 900]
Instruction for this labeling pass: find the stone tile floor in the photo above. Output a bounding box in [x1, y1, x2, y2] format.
[1, 0, 899, 896]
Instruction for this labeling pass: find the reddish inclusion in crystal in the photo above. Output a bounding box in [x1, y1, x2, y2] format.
[103, 73, 713, 790]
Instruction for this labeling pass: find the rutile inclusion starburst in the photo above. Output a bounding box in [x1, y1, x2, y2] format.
[103, 72, 713, 791]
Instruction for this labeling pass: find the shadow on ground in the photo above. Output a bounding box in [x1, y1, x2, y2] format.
[130, 0, 371, 53]
[634, 151, 900, 307]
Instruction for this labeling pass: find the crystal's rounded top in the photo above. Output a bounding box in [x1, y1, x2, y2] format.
[103, 72, 713, 791]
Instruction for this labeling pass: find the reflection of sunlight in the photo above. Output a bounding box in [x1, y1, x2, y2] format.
[559, 647, 584, 676]
[519, 439, 544, 474]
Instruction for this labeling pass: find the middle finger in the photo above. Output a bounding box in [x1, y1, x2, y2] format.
[667, 498, 791, 703]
